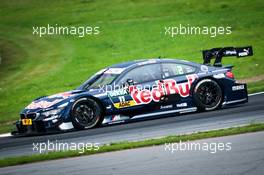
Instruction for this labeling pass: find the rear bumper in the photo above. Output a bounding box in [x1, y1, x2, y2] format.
[222, 83, 248, 107]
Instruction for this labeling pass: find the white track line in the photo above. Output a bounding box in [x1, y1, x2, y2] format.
[248, 91, 264, 96]
[0, 133, 12, 138]
[0, 91, 263, 138]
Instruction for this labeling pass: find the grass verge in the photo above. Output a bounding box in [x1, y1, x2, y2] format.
[0, 123, 264, 168]
[248, 80, 264, 94]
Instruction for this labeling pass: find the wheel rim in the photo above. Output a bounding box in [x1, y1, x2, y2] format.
[73, 102, 98, 127]
[196, 81, 222, 109]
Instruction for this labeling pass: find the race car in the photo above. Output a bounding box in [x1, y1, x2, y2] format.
[13, 46, 253, 135]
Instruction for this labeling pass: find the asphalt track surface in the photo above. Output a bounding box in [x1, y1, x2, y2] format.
[1, 131, 264, 175]
[0, 93, 264, 159]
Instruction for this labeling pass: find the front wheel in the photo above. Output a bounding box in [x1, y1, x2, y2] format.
[193, 79, 222, 111]
[71, 98, 103, 130]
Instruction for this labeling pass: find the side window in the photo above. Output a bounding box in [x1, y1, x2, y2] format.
[118, 64, 161, 84]
[162, 63, 196, 78]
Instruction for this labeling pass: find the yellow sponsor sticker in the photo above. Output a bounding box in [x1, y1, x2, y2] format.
[22, 119, 32, 126]
[114, 100, 136, 109]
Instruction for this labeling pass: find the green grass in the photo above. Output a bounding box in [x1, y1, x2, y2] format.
[0, 0, 264, 133]
[248, 80, 264, 93]
[0, 123, 264, 167]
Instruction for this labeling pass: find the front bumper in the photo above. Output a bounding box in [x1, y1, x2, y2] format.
[14, 120, 60, 135]
[13, 112, 74, 135]
[13, 120, 75, 136]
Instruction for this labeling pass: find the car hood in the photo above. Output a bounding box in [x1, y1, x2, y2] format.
[25, 90, 85, 110]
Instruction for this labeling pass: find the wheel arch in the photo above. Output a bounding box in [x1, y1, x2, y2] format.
[70, 95, 106, 117]
[87, 96, 106, 115]
[190, 76, 225, 99]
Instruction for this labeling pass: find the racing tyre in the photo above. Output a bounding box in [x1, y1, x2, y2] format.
[193, 79, 222, 111]
[71, 98, 103, 130]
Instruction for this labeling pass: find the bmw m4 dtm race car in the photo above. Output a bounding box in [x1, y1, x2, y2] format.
[13, 46, 253, 135]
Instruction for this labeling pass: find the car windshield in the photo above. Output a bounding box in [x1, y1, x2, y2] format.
[79, 68, 124, 90]
[88, 73, 118, 89]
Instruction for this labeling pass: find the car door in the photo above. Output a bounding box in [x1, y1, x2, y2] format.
[109, 63, 162, 115]
[161, 62, 198, 104]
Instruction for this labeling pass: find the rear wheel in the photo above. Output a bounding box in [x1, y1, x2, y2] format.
[193, 79, 222, 111]
[71, 98, 103, 130]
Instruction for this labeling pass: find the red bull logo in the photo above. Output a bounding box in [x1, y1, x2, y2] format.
[129, 74, 198, 105]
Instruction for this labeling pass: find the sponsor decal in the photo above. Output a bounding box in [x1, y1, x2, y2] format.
[212, 69, 228, 73]
[238, 48, 250, 57]
[213, 73, 225, 79]
[201, 65, 209, 72]
[48, 92, 73, 99]
[112, 115, 121, 121]
[110, 74, 197, 109]
[137, 59, 157, 66]
[26, 92, 74, 109]
[180, 59, 190, 63]
[176, 102, 187, 108]
[225, 50, 237, 55]
[232, 85, 245, 91]
[105, 68, 125, 74]
[176, 65, 184, 74]
[106, 105, 112, 109]
[113, 100, 137, 109]
[108, 89, 128, 97]
[129, 74, 198, 105]
[160, 104, 173, 109]
[26, 99, 63, 109]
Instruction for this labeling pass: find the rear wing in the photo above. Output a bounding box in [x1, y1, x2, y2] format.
[202, 46, 253, 67]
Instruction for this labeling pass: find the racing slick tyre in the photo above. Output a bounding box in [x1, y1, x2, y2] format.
[71, 98, 103, 130]
[193, 79, 222, 111]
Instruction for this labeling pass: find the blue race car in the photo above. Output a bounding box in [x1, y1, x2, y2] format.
[13, 46, 253, 135]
